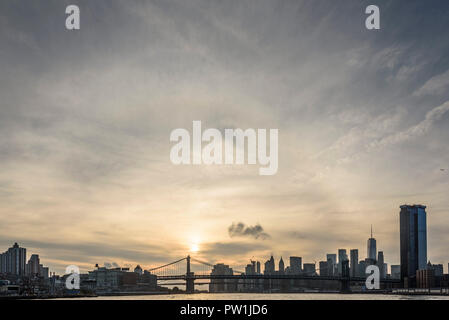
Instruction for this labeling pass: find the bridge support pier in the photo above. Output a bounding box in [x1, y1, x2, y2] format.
[186, 275, 195, 293]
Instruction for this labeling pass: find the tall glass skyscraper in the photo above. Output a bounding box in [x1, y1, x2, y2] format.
[400, 204, 427, 285]
[367, 225, 377, 262]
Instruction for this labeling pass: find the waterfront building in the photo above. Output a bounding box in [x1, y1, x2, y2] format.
[319, 261, 328, 276]
[358, 260, 367, 278]
[326, 254, 337, 276]
[391, 265, 401, 279]
[377, 251, 385, 279]
[279, 257, 284, 275]
[367, 225, 377, 262]
[210, 263, 235, 293]
[427, 262, 443, 277]
[26, 254, 40, 276]
[0, 243, 27, 275]
[338, 249, 347, 275]
[264, 256, 275, 275]
[289, 256, 302, 274]
[400, 204, 427, 286]
[416, 269, 434, 289]
[350, 249, 358, 277]
[134, 265, 143, 275]
[303, 263, 316, 276]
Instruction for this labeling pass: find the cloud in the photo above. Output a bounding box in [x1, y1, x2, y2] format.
[201, 241, 269, 257]
[228, 222, 270, 240]
[368, 100, 449, 150]
[414, 69, 449, 96]
[103, 262, 120, 268]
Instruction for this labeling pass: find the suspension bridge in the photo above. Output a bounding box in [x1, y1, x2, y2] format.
[146, 256, 400, 293]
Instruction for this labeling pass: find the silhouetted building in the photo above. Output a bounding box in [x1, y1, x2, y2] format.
[289, 256, 302, 274]
[264, 256, 275, 275]
[391, 265, 401, 280]
[416, 269, 434, 289]
[319, 261, 328, 276]
[350, 249, 358, 277]
[326, 254, 336, 276]
[26, 254, 40, 276]
[134, 265, 143, 275]
[338, 249, 347, 275]
[210, 263, 234, 293]
[279, 257, 284, 275]
[400, 204, 427, 287]
[367, 225, 377, 262]
[0, 243, 26, 275]
[303, 263, 316, 276]
[427, 262, 443, 277]
[358, 260, 367, 278]
[377, 251, 385, 279]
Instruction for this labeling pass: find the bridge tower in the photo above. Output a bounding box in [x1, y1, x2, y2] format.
[186, 255, 195, 293]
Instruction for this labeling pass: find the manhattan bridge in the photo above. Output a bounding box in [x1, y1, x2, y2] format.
[147, 255, 400, 293]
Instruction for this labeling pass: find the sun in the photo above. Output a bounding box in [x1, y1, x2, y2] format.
[190, 243, 199, 253]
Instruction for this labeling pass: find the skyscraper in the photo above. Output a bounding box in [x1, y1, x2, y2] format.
[367, 225, 377, 262]
[1, 242, 26, 275]
[326, 254, 337, 276]
[279, 257, 284, 274]
[264, 256, 275, 274]
[350, 249, 359, 277]
[400, 204, 427, 286]
[26, 254, 40, 276]
[377, 251, 385, 279]
[338, 249, 347, 275]
[289, 256, 302, 274]
[319, 261, 328, 276]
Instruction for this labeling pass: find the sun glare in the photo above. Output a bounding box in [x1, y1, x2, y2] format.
[190, 243, 199, 253]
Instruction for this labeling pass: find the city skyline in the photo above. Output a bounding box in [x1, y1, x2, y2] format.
[1, 206, 447, 276]
[1, 1, 449, 276]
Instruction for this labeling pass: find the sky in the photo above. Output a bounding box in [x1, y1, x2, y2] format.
[1, 0, 449, 275]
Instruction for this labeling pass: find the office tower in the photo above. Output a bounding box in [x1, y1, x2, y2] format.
[367, 225, 377, 261]
[341, 260, 350, 278]
[40, 265, 49, 279]
[210, 263, 234, 293]
[391, 265, 401, 280]
[303, 263, 316, 275]
[377, 251, 385, 279]
[256, 261, 261, 274]
[358, 260, 367, 277]
[326, 258, 334, 276]
[279, 257, 284, 274]
[338, 249, 347, 275]
[264, 256, 275, 274]
[427, 262, 443, 277]
[26, 254, 40, 276]
[400, 204, 427, 285]
[245, 263, 255, 275]
[289, 256, 302, 274]
[0, 252, 6, 273]
[319, 261, 328, 276]
[326, 254, 337, 276]
[1, 242, 26, 275]
[350, 249, 359, 277]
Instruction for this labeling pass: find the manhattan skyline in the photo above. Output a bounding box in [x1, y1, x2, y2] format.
[1, 0, 449, 275]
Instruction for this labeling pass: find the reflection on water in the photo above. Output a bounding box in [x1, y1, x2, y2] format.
[61, 293, 449, 300]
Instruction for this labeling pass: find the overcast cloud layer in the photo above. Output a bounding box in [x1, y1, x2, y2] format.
[1, 0, 449, 274]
